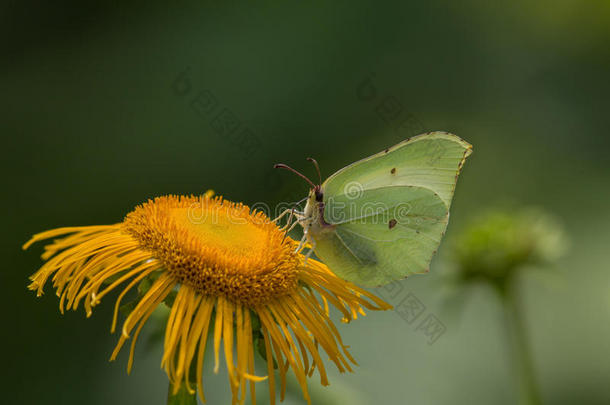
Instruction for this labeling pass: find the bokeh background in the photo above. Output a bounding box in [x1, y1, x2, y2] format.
[3, 1, 609, 404]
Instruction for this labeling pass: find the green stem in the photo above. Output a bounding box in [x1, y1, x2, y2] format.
[167, 382, 197, 405]
[499, 279, 542, 405]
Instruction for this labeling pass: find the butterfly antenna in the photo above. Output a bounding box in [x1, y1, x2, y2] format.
[306, 157, 321, 184]
[274, 164, 316, 188]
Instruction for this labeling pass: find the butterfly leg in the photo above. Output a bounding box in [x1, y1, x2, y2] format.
[284, 215, 303, 234]
[286, 207, 308, 230]
[303, 235, 316, 263]
[283, 209, 305, 231]
[275, 208, 306, 231]
[280, 212, 294, 231]
[274, 195, 308, 229]
[273, 208, 293, 225]
[295, 234, 308, 253]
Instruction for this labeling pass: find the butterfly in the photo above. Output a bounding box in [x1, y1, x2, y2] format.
[274, 132, 472, 287]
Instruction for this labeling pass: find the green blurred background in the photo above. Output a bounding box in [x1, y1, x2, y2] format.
[3, 1, 609, 404]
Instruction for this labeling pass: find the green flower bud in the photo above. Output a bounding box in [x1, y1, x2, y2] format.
[453, 208, 567, 284]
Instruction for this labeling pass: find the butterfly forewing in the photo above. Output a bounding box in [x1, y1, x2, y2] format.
[322, 132, 472, 209]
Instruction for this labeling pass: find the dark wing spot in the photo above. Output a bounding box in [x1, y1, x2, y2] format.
[384, 148, 389, 153]
[388, 219, 397, 229]
[391, 167, 396, 174]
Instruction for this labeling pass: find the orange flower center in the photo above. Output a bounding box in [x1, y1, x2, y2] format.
[122, 195, 300, 305]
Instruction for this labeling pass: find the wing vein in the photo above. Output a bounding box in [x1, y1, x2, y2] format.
[332, 231, 364, 265]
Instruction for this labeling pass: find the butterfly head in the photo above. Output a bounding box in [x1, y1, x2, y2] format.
[273, 158, 327, 229]
[306, 185, 324, 213]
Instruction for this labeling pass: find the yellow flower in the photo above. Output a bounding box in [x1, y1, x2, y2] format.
[24, 193, 390, 404]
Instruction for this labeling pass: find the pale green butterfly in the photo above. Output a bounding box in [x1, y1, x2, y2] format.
[274, 132, 472, 287]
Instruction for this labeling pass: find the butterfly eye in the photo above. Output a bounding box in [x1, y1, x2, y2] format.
[315, 189, 323, 202]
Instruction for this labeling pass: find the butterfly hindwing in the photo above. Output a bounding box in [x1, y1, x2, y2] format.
[312, 186, 448, 286]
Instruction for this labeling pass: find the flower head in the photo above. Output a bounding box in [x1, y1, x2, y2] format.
[25, 193, 390, 404]
[452, 207, 568, 284]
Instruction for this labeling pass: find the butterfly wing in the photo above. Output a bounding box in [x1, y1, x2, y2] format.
[314, 185, 448, 286]
[322, 132, 472, 208]
[311, 132, 472, 286]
